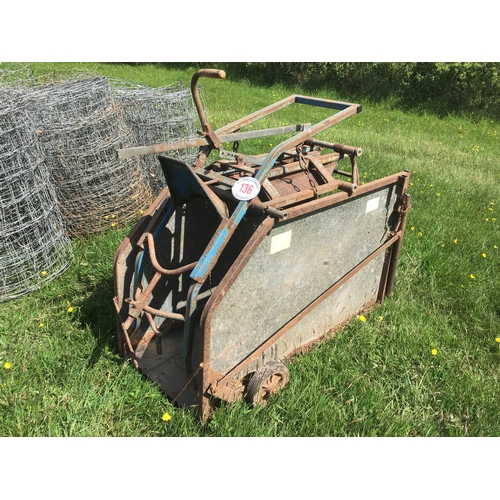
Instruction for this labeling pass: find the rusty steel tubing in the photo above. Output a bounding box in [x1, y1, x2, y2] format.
[304, 139, 362, 157]
[191, 69, 225, 149]
[146, 233, 197, 276]
[141, 304, 185, 322]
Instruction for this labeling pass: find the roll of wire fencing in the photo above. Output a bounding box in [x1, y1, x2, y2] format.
[0, 86, 73, 302]
[0, 63, 38, 88]
[25, 75, 155, 236]
[111, 80, 204, 196]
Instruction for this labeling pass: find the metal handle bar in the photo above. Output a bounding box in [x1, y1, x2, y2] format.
[191, 69, 225, 149]
[304, 139, 362, 157]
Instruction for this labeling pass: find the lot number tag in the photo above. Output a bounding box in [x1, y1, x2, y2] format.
[232, 177, 261, 201]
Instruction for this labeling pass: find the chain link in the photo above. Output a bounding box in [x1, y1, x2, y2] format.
[296, 144, 319, 198]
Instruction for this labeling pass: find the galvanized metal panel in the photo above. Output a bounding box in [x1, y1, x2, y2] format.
[209, 185, 398, 374]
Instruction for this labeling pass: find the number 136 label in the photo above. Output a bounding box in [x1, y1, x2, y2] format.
[231, 177, 261, 201]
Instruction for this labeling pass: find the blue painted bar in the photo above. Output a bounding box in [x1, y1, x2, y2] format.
[295, 95, 352, 110]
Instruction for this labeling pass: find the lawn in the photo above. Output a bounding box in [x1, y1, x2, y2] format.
[0, 62, 499, 437]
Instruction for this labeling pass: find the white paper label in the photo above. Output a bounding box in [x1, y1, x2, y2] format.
[231, 177, 261, 201]
[366, 196, 380, 213]
[270, 230, 292, 254]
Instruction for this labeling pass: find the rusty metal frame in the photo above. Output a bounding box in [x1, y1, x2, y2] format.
[113, 69, 412, 420]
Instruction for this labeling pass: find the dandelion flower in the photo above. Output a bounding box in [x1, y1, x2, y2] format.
[378, 316, 384, 321]
[359, 315, 367, 323]
[39, 323, 44, 328]
[41, 270, 47, 276]
[470, 274, 475, 279]
[454, 239, 458, 244]
[482, 253, 486, 258]
[67, 306, 74, 313]
[3, 362, 11, 370]
[418, 232, 423, 237]
[496, 338, 500, 343]
[162, 412, 172, 422]
[410, 226, 415, 231]
[431, 349, 438, 356]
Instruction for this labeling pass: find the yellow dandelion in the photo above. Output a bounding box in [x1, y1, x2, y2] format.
[470, 274, 475, 279]
[162, 412, 172, 422]
[418, 231, 423, 237]
[410, 226, 415, 231]
[495, 338, 500, 343]
[111, 223, 116, 227]
[436, 193, 441, 196]
[454, 238, 458, 244]
[378, 316, 384, 321]
[41, 270, 47, 276]
[67, 306, 74, 313]
[3, 362, 11, 370]
[482, 253, 486, 258]
[39, 323, 44, 328]
[359, 315, 367, 323]
[431, 349, 438, 356]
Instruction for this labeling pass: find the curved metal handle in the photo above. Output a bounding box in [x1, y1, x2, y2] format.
[191, 69, 225, 137]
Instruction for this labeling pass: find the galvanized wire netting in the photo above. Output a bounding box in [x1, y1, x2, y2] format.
[25, 76, 155, 236]
[0, 63, 37, 86]
[112, 80, 203, 195]
[0, 66, 207, 299]
[0, 87, 73, 302]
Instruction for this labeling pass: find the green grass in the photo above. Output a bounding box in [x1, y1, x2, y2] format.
[1, 62, 499, 436]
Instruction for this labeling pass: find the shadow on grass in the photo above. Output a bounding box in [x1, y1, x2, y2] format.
[78, 273, 120, 368]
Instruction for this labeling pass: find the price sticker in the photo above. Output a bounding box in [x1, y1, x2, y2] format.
[231, 177, 261, 201]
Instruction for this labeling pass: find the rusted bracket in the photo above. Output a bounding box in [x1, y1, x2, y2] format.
[206, 375, 245, 404]
[305, 139, 361, 186]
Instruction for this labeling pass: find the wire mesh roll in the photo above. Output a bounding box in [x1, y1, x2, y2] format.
[112, 80, 203, 195]
[0, 87, 73, 302]
[26, 76, 154, 236]
[0, 63, 37, 87]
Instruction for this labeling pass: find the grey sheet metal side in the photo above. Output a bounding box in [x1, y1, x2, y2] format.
[202, 173, 407, 378]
